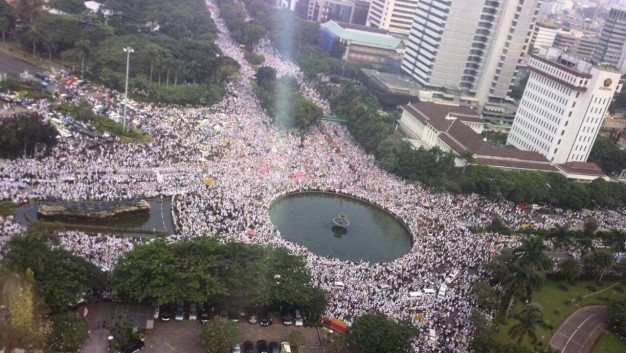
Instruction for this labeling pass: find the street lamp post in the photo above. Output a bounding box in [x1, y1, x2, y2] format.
[123, 47, 134, 133]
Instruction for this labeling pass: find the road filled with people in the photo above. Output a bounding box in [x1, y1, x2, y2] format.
[0, 1, 625, 352]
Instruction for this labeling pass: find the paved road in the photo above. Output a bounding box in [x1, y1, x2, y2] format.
[0, 50, 41, 76]
[549, 305, 607, 353]
[79, 329, 110, 353]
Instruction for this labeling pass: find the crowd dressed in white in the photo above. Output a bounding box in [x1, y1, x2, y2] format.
[0, 1, 624, 352]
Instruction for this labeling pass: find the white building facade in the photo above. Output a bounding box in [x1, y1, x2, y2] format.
[507, 48, 622, 164]
[366, 0, 418, 35]
[531, 23, 559, 50]
[401, 0, 541, 106]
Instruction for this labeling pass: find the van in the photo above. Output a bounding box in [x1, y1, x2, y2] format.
[407, 290, 422, 299]
[428, 329, 437, 344]
[280, 342, 291, 353]
[334, 281, 345, 289]
[445, 270, 459, 284]
[294, 309, 303, 327]
[423, 288, 436, 296]
[120, 340, 144, 353]
[378, 283, 390, 291]
[437, 284, 447, 299]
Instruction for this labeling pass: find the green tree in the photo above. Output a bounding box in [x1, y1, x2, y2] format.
[585, 251, 615, 282]
[349, 313, 419, 353]
[0, 0, 15, 43]
[507, 303, 547, 344]
[588, 136, 626, 176]
[288, 330, 306, 353]
[472, 280, 499, 310]
[324, 331, 349, 353]
[609, 88, 626, 113]
[293, 98, 323, 130]
[47, 311, 89, 352]
[558, 257, 582, 282]
[0, 112, 59, 160]
[607, 299, 626, 328]
[15, 0, 44, 24]
[547, 224, 572, 250]
[112, 237, 226, 305]
[513, 236, 553, 272]
[602, 230, 626, 252]
[38, 249, 105, 313]
[199, 317, 240, 353]
[583, 218, 599, 235]
[49, 0, 85, 13]
[255, 66, 277, 88]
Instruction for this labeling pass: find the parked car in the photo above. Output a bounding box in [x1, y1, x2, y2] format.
[269, 342, 280, 353]
[244, 341, 254, 353]
[232, 343, 241, 353]
[152, 302, 160, 320]
[280, 342, 291, 353]
[260, 312, 270, 326]
[175, 304, 184, 321]
[257, 340, 269, 353]
[282, 312, 293, 326]
[248, 312, 258, 324]
[228, 311, 240, 322]
[160, 309, 172, 322]
[294, 309, 303, 327]
[120, 340, 144, 353]
[200, 311, 209, 325]
[189, 303, 197, 321]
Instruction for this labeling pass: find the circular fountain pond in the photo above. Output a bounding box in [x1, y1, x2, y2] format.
[269, 192, 412, 263]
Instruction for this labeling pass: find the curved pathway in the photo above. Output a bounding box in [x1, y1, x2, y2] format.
[549, 305, 607, 353]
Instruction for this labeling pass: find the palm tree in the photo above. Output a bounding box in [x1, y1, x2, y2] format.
[501, 262, 545, 318]
[513, 236, 554, 272]
[576, 237, 594, 257]
[558, 257, 582, 282]
[586, 251, 615, 283]
[508, 303, 547, 344]
[548, 224, 572, 250]
[604, 230, 626, 253]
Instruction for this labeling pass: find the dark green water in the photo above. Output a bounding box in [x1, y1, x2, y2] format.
[269, 192, 412, 263]
[14, 198, 174, 235]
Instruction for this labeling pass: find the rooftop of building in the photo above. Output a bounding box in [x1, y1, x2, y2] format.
[361, 69, 421, 94]
[532, 47, 605, 76]
[320, 20, 403, 49]
[401, 102, 606, 176]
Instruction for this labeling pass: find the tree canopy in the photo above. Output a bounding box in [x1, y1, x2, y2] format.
[112, 238, 327, 318]
[349, 313, 419, 353]
[9, 0, 235, 105]
[0, 112, 58, 160]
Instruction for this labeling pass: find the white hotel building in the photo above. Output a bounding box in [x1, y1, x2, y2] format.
[507, 48, 622, 164]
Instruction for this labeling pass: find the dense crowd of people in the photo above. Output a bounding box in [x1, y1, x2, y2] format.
[0, 1, 625, 351]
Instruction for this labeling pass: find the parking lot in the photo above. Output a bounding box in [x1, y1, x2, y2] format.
[142, 314, 323, 353]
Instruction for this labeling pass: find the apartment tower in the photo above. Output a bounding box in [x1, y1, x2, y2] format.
[401, 0, 541, 106]
[366, 0, 418, 35]
[593, 7, 626, 72]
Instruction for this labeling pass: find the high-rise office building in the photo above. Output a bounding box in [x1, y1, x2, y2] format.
[507, 48, 622, 164]
[401, 0, 541, 106]
[593, 7, 626, 72]
[366, 0, 418, 35]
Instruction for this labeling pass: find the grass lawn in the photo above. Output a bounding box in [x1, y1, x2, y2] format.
[0, 201, 19, 217]
[493, 280, 625, 349]
[591, 330, 626, 353]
